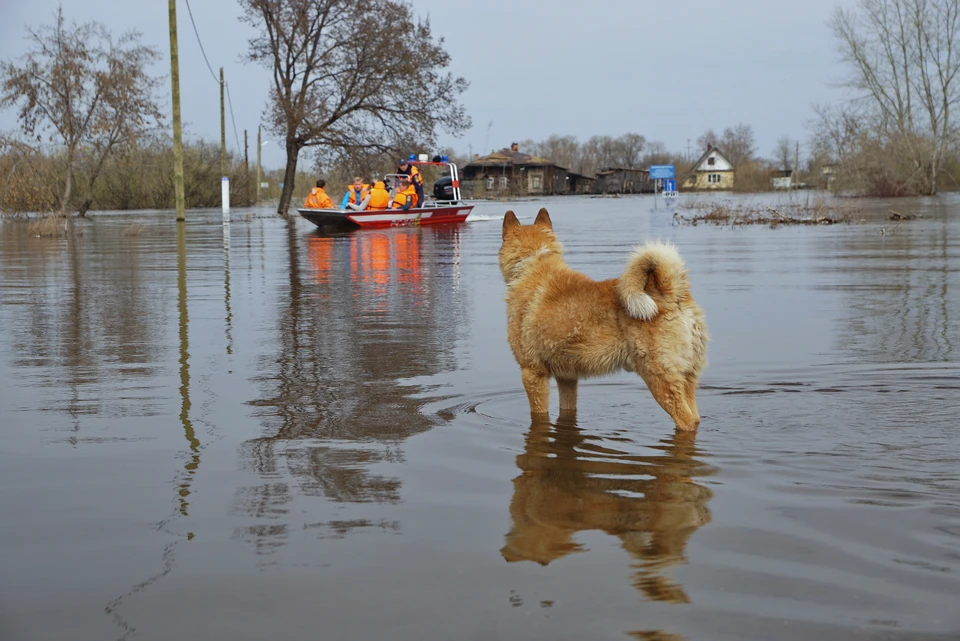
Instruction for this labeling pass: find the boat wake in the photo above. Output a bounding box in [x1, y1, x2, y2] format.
[465, 213, 505, 223]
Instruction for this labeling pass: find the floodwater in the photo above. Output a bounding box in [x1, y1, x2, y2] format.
[1, 193, 958, 641]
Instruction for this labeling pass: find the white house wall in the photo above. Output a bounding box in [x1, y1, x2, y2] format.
[697, 151, 733, 172]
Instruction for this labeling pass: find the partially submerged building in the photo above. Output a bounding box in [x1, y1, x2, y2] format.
[594, 167, 652, 194]
[682, 145, 735, 190]
[462, 143, 568, 195]
[462, 143, 600, 195]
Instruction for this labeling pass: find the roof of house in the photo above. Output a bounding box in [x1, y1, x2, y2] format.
[465, 148, 565, 169]
[690, 145, 733, 172]
[596, 167, 649, 176]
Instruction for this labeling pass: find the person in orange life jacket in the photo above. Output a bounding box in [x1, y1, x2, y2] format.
[340, 176, 370, 210]
[304, 179, 334, 209]
[391, 177, 418, 210]
[397, 159, 425, 207]
[367, 180, 391, 210]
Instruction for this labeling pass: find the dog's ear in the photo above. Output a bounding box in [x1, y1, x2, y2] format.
[502, 210, 520, 239]
[534, 207, 552, 229]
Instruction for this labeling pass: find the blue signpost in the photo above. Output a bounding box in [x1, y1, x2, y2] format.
[649, 165, 678, 207]
[649, 165, 675, 180]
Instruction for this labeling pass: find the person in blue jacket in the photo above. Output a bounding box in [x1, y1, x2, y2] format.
[340, 176, 370, 210]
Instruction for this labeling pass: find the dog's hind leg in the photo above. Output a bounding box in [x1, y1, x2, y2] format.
[556, 378, 578, 413]
[521, 367, 550, 417]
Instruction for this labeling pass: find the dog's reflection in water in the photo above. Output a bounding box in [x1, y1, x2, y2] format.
[501, 413, 714, 603]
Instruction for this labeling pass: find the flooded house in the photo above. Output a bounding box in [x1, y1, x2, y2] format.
[770, 169, 794, 190]
[682, 145, 735, 190]
[820, 163, 837, 190]
[462, 143, 577, 195]
[594, 167, 652, 194]
[566, 171, 595, 194]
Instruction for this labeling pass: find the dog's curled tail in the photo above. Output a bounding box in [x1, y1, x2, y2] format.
[616, 241, 690, 320]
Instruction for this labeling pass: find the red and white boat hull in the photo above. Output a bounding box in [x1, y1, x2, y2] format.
[298, 203, 474, 229]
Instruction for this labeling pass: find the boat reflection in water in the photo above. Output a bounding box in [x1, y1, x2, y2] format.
[308, 230, 427, 284]
[237, 225, 465, 556]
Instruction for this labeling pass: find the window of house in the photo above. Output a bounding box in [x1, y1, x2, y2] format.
[485, 176, 494, 190]
[499, 176, 508, 188]
[707, 157, 716, 166]
[708, 173, 722, 184]
[532, 175, 542, 189]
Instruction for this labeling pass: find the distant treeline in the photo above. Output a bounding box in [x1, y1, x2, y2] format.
[0, 136, 468, 215]
[513, 129, 809, 193]
[0, 136, 317, 214]
[9, 131, 960, 215]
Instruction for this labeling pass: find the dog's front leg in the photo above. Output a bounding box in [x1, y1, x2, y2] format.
[521, 367, 550, 417]
[556, 378, 578, 413]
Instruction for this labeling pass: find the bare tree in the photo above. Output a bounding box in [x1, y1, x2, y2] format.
[578, 135, 611, 174]
[514, 132, 651, 176]
[696, 129, 719, 151]
[611, 132, 646, 168]
[809, 101, 923, 195]
[719, 123, 756, 167]
[0, 8, 162, 215]
[573, 137, 596, 176]
[240, 0, 470, 215]
[516, 138, 540, 157]
[537, 135, 580, 171]
[810, 103, 868, 168]
[773, 136, 793, 170]
[831, 0, 960, 194]
[641, 140, 671, 166]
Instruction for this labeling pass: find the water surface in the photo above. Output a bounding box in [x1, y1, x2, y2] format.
[1, 193, 958, 641]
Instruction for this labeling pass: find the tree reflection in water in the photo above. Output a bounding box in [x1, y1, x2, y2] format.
[236, 222, 465, 555]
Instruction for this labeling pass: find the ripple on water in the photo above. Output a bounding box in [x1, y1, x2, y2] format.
[422, 358, 960, 638]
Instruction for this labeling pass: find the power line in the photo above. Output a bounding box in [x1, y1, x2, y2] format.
[225, 82, 243, 157]
[183, 0, 219, 85]
[183, 0, 243, 158]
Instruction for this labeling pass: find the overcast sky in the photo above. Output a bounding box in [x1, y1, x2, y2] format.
[0, 0, 855, 170]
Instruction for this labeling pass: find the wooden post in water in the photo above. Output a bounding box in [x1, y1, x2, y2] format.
[244, 129, 249, 206]
[168, 0, 185, 221]
[220, 67, 229, 217]
[256, 125, 262, 207]
[794, 141, 800, 189]
[219, 67, 226, 178]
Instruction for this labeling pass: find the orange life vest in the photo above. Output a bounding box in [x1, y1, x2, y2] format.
[368, 182, 390, 210]
[391, 185, 419, 209]
[399, 165, 424, 187]
[304, 188, 333, 209]
[347, 184, 370, 205]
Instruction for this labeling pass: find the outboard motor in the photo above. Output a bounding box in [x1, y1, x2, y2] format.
[433, 175, 454, 201]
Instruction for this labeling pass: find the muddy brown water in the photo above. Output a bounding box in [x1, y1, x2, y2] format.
[1, 193, 958, 641]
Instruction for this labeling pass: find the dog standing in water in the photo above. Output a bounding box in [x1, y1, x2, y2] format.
[498, 208, 708, 431]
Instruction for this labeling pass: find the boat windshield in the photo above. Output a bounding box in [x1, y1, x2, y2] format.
[385, 161, 462, 202]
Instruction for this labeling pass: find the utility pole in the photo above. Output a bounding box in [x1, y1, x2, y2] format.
[168, 0, 185, 221]
[219, 67, 226, 178]
[794, 140, 800, 188]
[256, 125, 262, 206]
[219, 67, 229, 218]
[244, 129, 249, 206]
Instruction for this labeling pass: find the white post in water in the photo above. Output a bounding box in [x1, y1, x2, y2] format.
[222, 176, 230, 221]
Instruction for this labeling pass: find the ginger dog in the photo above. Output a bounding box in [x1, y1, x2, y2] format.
[499, 208, 708, 430]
